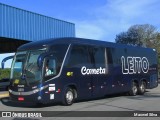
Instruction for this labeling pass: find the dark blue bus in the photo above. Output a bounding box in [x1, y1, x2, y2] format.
[8, 38, 158, 105]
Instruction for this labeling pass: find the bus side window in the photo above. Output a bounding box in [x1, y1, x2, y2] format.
[106, 48, 113, 64]
[67, 45, 89, 67]
[106, 48, 113, 74]
[44, 57, 57, 80]
[93, 47, 105, 68]
[91, 47, 109, 74]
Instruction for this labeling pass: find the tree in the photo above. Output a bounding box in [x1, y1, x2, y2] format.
[115, 24, 158, 47]
[128, 24, 158, 47]
[0, 68, 10, 80]
[115, 28, 142, 46]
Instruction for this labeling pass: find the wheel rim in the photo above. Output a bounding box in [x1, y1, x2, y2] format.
[140, 83, 145, 92]
[133, 84, 137, 95]
[66, 91, 73, 104]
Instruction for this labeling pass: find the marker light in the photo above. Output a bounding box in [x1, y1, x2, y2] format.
[57, 89, 61, 93]
[18, 97, 24, 101]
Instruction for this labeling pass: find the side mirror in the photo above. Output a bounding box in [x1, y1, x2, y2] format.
[1, 55, 14, 69]
[37, 52, 54, 68]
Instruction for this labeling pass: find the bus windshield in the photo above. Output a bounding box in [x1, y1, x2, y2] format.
[10, 51, 27, 85]
[10, 44, 69, 85]
[10, 50, 45, 85]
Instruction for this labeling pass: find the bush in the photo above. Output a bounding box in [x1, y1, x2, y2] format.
[0, 68, 11, 80]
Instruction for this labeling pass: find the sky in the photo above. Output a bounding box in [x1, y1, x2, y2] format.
[0, 0, 160, 68]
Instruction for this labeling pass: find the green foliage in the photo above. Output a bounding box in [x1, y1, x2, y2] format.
[115, 30, 142, 46]
[0, 68, 11, 80]
[115, 24, 158, 47]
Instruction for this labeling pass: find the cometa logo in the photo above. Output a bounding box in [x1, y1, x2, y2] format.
[81, 66, 106, 75]
[121, 56, 149, 74]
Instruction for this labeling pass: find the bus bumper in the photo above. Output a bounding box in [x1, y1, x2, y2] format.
[9, 90, 62, 104]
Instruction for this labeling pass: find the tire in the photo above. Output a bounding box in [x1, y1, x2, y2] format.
[138, 81, 146, 95]
[129, 82, 138, 96]
[62, 88, 75, 106]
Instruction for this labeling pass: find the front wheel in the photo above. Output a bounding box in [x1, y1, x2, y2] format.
[62, 88, 75, 106]
[129, 82, 138, 96]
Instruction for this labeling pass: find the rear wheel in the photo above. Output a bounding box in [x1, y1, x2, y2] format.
[129, 82, 138, 96]
[62, 88, 75, 106]
[138, 81, 146, 95]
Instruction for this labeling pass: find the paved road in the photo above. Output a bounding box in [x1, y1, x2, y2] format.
[0, 85, 160, 120]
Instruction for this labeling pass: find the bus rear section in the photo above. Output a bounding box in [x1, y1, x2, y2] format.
[7, 38, 158, 105]
[118, 47, 158, 95]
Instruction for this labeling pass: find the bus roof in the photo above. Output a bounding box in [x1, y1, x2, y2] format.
[17, 37, 154, 51]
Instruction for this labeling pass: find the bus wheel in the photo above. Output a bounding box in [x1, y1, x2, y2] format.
[129, 82, 138, 96]
[138, 81, 146, 95]
[62, 88, 74, 106]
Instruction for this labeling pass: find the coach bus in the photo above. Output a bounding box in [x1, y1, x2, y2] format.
[6, 37, 158, 105]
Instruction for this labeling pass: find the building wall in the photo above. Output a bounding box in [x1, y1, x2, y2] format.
[0, 3, 75, 41]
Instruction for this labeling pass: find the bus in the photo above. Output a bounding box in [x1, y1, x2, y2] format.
[7, 37, 158, 105]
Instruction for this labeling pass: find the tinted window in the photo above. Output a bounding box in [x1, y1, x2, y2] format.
[67, 45, 90, 67]
[106, 47, 113, 64]
[25, 50, 45, 85]
[92, 47, 105, 68]
[110, 47, 125, 66]
[43, 44, 69, 81]
[49, 44, 68, 65]
[44, 57, 57, 81]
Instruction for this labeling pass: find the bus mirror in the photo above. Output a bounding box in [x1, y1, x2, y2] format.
[37, 54, 45, 68]
[1, 55, 14, 69]
[37, 52, 53, 68]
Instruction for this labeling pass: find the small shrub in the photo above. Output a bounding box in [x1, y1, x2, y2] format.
[0, 68, 11, 80]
